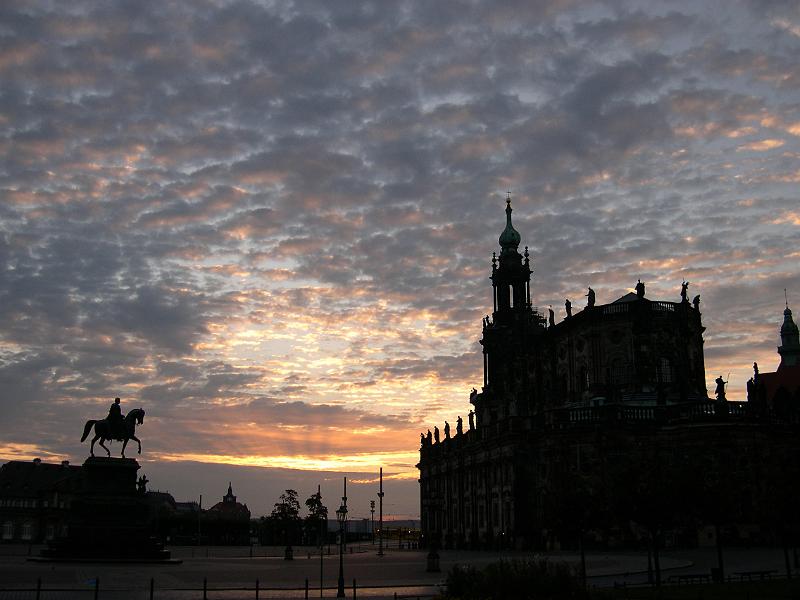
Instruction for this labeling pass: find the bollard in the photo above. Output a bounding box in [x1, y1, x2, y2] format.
[305, 577, 309, 599]
[35, 577, 41, 600]
[353, 578, 357, 599]
[256, 578, 259, 600]
[203, 577, 207, 600]
[149, 577, 154, 600]
[94, 576, 99, 600]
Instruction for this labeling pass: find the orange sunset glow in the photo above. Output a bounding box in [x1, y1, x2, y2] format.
[1, 1, 799, 518]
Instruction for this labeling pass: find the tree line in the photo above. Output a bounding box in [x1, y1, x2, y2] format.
[254, 488, 329, 546]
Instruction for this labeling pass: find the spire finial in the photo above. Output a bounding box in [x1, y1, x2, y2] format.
[786, 288, 789, 309]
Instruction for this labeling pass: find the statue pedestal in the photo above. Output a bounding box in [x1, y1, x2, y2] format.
[36, 457, 176, 562]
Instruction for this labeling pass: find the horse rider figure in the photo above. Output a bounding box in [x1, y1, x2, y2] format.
[108, 397, 125, 440]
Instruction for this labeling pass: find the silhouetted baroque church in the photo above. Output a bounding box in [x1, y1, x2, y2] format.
[418, 199, 800, 551]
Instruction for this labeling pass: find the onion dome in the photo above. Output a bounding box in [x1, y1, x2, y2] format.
[499, 197, 521, 256]
[781, 305, 799, 344]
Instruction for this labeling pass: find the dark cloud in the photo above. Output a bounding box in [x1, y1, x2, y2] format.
[1, 0, 799, 517]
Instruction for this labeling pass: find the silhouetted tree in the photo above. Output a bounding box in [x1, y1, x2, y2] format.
[305, 488, 328, 545]
[759, 442, 800, 579]
[271, 489, 302, 546]
[610, 441, 688, 587]
[545, 463, 609, 586]
[684, 447, 744, 583]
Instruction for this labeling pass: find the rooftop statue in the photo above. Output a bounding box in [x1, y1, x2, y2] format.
[565, 298, 572, 318]
[714, 375, 727, 402]
[681, 280, 690, 303]
[693, 294, 701, 311]
[468, 410, 475, 431]
[444, 421, 450, 439]
[548, 306, 555, 327]
[635, 279, 645, 298]
[586, 287, 596, 308]
[81, 397, 146, 457]
[456, 415, 463, 436]
[433, 426, 440, 444]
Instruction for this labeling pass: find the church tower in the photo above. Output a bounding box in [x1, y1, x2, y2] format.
[778, 301, 800, 369]
[474, 197, 546, 425]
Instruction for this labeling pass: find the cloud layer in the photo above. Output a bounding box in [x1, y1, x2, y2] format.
[1, 0, 799, 517]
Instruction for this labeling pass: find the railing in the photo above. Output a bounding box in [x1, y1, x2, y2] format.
[419, 401, 796, 458]
[599, 300, 684, 316]
[0, 577, 440, 599]
[602, 303, 629, 315]
[651, 301, 676, 312]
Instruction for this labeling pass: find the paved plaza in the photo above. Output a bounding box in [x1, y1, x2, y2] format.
[0, 544, 792, 599]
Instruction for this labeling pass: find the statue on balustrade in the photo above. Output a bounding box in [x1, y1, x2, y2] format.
[715, 375, 727, 401]
[444, 421, 450, 439]
[586, 287, 595, 308]
[681, 281, 690, 303]
[434, 426, 440, 444]
[468, 410, 475, 431]
[426, 429, 432, 445]
[456, 416, 463, 436]
[548, 306, 555, 327]
[565, 299, 572, 318]
[635, 279, 645, 298]
[692, 294, 701, 311]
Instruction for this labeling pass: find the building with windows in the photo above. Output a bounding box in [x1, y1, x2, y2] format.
[418, 199, 800, 551]
[0, 458, 81, 543]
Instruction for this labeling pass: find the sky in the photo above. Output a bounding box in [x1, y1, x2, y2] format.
[1, 0, 799, 520]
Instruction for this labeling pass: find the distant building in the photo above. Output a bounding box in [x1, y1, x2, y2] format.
[0, 459, 81, 543]
[203, 482, 251, 544]
[418, 199, 800, 551]
[748, 303, 800, 416]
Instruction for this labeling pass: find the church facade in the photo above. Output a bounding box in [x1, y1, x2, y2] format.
[417, 200, 800, 551]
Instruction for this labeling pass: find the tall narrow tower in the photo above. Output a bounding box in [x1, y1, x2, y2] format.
[778, 301, 800, 369]
[474, 197, 545, 425]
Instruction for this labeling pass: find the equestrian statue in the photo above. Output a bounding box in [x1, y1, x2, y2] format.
[81, 397, 146, 457]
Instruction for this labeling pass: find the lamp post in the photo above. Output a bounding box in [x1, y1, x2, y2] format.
[370, 500, 375, 545]
[336, 478, 348, 598]
[377, 467, 384, 556]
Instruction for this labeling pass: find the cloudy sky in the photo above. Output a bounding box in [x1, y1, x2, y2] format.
[1, 0, 799, 518]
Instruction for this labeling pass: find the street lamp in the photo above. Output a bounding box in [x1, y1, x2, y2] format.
[336, 478, 348, 598]
[370, 500, 376, 545]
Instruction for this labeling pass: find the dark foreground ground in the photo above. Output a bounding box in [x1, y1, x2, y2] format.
[0, 544, 795, 599]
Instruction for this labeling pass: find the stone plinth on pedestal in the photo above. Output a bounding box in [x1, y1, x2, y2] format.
[35, 457, 177, 563]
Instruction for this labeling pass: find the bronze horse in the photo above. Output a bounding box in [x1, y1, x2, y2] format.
[81, 408, 145, 457]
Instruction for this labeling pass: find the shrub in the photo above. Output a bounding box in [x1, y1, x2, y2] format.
[444, 558, 590, 600]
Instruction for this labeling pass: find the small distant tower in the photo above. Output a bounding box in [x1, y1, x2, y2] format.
[223, 482, 237, 504]
[778, 297, 800, 369]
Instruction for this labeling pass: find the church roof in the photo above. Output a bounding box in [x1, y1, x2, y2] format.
[613, 292, 641, 304]
[208, 500, 250, 519]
